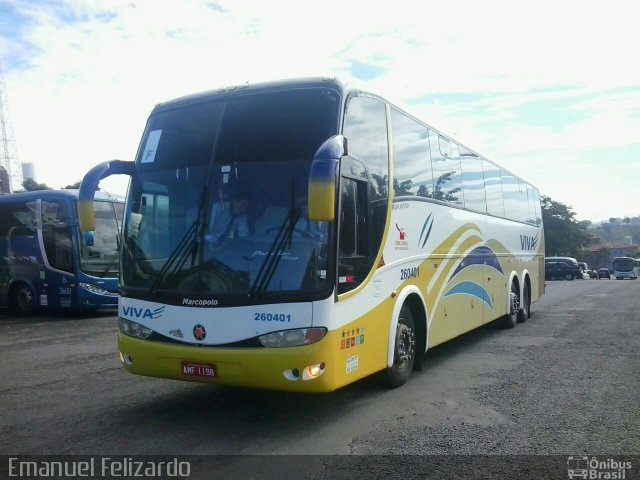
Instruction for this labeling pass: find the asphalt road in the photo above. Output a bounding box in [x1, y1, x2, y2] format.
[1, 278, 638, 478]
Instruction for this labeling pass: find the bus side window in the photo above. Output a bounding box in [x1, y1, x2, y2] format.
[338, 175, 369, 294]
[41, 200, 74, 273]
[340, 94, 389, 295]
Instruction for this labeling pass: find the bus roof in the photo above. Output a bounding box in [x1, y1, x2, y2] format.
[153, 77, 348, 113]
[0, 189, 123, 203]
[149, 76, 538, 193]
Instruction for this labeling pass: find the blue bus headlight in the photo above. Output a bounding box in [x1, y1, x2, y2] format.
[118, 317, 153, 339]
[258, 327, 327, 348]
[79, 283, 110, 295]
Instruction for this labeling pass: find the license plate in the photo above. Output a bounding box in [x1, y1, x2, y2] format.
[181, 361, 217, 378]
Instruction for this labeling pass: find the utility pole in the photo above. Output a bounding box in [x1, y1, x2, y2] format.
[0, 62, 24, 193]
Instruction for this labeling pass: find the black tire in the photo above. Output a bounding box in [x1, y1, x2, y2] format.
[565, 273, 574, 281]
[10, 283, 36, 316]
[517, 282, 530, 323]
[385, 305, 416, 388]
[501, 282, 519, 329]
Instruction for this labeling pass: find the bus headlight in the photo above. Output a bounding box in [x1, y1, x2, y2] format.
[118, 317, 153, 339]
[79, 283, 109, 295]
[259, 327, 327, 348]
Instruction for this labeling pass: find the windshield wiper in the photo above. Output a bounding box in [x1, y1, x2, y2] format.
[249, 177, 300, 299]
[147, 187, 208, 295]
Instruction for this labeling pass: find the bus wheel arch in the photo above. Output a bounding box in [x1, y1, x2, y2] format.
[385, 287, 427, 387]
[9, 281, 37, 316]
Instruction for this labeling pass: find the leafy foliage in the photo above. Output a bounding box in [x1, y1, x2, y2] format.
[541, 195, 591, 257]
[21, 178, 51, 191]
[589, 217, 640, 244]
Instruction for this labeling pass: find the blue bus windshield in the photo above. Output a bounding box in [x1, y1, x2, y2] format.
[79, 200, 122, 277]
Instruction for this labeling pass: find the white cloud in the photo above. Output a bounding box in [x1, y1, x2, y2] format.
[1, 0, 639, 221]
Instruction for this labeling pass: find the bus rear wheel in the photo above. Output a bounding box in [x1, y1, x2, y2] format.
[10, 283, 36, 316]
[385, 305, 416, 388]
[501, 282, 519, 329]
[517, 282, 530, 323]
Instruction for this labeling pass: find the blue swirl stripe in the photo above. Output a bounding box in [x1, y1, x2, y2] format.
[451, 246, 504, 278]
[445, 281, 493, 308]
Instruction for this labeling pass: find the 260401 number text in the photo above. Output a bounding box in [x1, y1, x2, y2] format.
[254, 313, 291, 322]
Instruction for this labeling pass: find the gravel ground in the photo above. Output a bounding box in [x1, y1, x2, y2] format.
[1, 280, 638, 480]
[346, 282, 639, 457]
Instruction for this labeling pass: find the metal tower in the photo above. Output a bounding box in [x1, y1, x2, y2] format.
[0, 64, 23, 193]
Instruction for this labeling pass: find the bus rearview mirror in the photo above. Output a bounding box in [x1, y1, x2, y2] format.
[308, 136, 344, 221]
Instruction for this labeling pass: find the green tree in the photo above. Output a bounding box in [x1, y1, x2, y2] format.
[64, 181, 82, 189]
[586, 247, 611, 270]
[21, 178, 51, 191]
[393, 177, 413, 196]
[541, 195, 591, 257]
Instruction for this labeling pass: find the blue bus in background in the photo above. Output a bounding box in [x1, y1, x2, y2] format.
[0, 190, 123, 315]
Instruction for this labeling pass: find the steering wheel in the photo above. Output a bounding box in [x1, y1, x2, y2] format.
[176, 263, 234, 292]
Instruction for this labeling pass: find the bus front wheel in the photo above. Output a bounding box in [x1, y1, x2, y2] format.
[10, 283, 36, 316]
[385, 305, 416, 388]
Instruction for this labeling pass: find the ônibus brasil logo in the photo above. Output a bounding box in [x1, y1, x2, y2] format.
[121, 305, 165, 320]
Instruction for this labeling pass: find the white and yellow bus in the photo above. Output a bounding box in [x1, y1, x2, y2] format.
[79, 78, 544, 392]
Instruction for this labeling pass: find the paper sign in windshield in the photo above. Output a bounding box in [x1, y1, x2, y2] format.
[141, 130, 162, 163]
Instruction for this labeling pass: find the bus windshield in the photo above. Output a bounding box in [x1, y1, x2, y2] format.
[122, 87, 339, 302]
[79, 200, 123, 277]
[612, 257, 634, 272]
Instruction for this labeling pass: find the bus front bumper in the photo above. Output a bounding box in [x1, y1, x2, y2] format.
[118, 333, 338, 393]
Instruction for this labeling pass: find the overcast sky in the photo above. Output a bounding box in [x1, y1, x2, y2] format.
[0, 0, 638, 222]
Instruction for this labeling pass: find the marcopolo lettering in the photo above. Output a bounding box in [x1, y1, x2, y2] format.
[182, 298, 219, 306]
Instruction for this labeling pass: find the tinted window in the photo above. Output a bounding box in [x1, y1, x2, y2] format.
[217, 88, 340, 163]
[139, 88, 340, 169]
[0, 200, 39, 261]
[500, 172, 519, 221]
[531, 186, 542, 224]
[0, 200, 38, 236]
[343, 95, 389, 200]
[337, 169, 370, 295]
[390, 108, 433, 198]
[460, 146, 486, 213]
[340, 95, 390, 294]
[429, 132, 463, 206]
[483, 159, 504, 217]
[79, 201, 121, 277]
[41, 199, 74, 273]
[502, 174, 531, 223]
[516, 179, 530, 223]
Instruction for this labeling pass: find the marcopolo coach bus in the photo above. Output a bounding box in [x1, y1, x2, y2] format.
[0, 189, 123, 315]
[79, 77, 544, 392]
